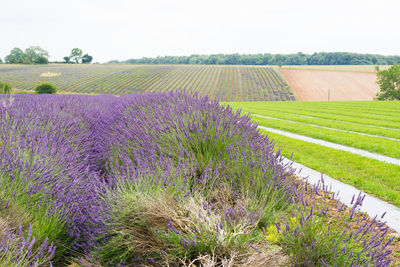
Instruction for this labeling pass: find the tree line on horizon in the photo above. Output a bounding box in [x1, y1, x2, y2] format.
[0, 47, 93, 64]
[109, 52, 400, 65]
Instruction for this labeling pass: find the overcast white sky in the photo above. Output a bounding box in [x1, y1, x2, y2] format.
[1, 0, 399, 62]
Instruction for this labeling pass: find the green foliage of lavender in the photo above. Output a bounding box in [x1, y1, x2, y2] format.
[0, 92, 395, 266]
[0, 95, 112, 264]
[0, 225, 55, 267]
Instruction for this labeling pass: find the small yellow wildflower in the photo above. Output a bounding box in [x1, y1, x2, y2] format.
[265, 224, 281, 243]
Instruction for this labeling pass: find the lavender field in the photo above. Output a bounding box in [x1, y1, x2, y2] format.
[0, 64, 295, 101]
[0, 92, 396, 266]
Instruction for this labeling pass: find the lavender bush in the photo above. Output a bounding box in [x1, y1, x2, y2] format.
[0, 94, 111, 262]
[0, 92, 395, 266]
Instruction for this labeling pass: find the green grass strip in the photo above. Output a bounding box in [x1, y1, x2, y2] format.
[225, 102, 400, 129]
[261, 130, 400, 207]
[253, 116, 400, 159]
[244, 109, 400, 139]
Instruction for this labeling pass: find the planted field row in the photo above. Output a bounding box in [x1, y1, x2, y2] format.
[0, 64, 296, 101]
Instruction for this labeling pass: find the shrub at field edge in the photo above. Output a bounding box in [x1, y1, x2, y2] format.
[35, 82, 58, 94]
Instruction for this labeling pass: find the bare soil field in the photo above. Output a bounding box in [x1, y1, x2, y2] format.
[278, 69, 380, 101]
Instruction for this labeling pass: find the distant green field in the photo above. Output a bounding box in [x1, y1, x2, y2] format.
[224, 101, 400, 206]
[0, 64, 295, 101]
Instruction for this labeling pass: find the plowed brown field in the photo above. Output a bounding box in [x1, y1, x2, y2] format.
[278, 69, 380, 101]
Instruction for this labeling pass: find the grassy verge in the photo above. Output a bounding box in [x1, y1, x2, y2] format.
[234, 109, 400, 139]
[225, 102, 400, 129]
[253, 116, 400, 159]
[229, 101, 400, 121]
[261, 130, 400, 206]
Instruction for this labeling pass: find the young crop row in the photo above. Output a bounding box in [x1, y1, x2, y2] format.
[0, 93, 394, 266]
[0, 65, 296, 101]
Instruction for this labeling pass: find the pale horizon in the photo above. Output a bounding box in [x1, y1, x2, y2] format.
[1, 0, 400, 63]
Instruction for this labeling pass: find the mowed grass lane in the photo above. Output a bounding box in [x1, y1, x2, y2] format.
[223, 101, 400, 206]
[226, 102, 400, 159]
[228, 101, 400, 129]
[264, 131, 400, 206]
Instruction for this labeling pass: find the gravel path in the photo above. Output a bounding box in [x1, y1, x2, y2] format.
[253, 114, 400, 142]
[258, 125, 400, 166]
[282, 157, 400, 233]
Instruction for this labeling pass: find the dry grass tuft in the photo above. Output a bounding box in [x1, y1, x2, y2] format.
[178, 248, 289, 267]
[108, 191, 288, 265]
[112, 193, 220, 256]
[208, 183, 248, 211]
[0, 198, 30, 233]
[0, 217, 9, 241]
[67, 255, 103, 267]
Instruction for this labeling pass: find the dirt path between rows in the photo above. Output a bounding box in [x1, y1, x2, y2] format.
[278, 69, 380, 101]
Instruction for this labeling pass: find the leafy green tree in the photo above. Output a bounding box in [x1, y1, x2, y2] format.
[5, 47, 49, 64]
[35, 82, 58, 94]
[25, 46, 49, 63]
[70, 48, 83, 63]
[5, 48, 28, 64]
[34, 56, 49, 64]
[0, 58, 3, 64]
[376, 64, 400, 100]
[63, 56, 71, 63]
[0, 81, 12, 93]
[81, 54, 93, 63]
